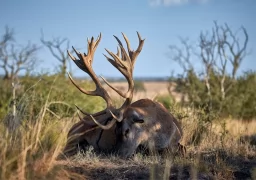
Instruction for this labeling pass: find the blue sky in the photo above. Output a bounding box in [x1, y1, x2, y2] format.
[0, 0, 255, 78]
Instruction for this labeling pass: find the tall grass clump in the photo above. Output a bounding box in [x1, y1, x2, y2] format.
[0, 74, 106, 179]
[150, 95, 255, 179]
[154, 93, 255, 156]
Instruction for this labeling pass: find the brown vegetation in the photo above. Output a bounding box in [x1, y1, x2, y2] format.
[0, 77, 255, 180]
[1, 22, 255, 179]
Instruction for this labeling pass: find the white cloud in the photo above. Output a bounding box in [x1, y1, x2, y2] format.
[149, 0, 210, 7]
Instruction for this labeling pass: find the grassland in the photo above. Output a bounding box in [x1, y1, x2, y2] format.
[0, 76, 255, 180]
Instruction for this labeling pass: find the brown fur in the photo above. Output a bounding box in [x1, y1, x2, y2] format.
[115, 99, 184, 158]
[62, 98, 185, 159]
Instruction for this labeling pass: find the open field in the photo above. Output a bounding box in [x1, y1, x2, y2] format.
[103, 81, 183, 102]
[0, 79, 255, 180]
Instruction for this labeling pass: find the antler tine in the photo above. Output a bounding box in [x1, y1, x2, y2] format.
[105, 48, 130, 70]
[68, 72, 97, 96]
[121, 32, 132, 55]
[116, 46, 120, 57]
[68, 48, 89, 74]
[86, 109, 122, 129]
[89, 115, 117, 130]
[67, 49, 76, 61]
[103, 53, 131, 82]
[114, 35, 131, 62]
[131, 32, 145, 66]
[113, 35, 126, 60]
[100, 75, 126, 98]
[75, 104, 106, 117]
[68, 33, 113, 109]
[86, 34, 101, 52]
[113, 35, 123, 47]
[103, 32, 145, 108]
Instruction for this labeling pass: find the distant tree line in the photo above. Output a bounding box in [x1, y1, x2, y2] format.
[168, 21, 255, 121]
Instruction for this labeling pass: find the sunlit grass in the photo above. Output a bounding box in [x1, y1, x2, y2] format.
[0, 77, 255, 179]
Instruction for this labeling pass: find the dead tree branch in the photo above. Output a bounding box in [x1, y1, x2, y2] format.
[0, 26, 39, 80]
[41, 30, 73, 76]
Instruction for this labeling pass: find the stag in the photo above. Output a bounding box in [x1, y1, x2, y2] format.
[62, 32, 185, 158]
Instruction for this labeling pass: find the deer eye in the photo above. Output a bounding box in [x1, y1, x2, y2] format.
[133, 117, 144, 124]
[131, 111, 144, 124]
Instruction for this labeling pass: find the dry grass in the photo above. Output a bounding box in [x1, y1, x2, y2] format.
[1, 110, 255, 180]
[0, 106, 75, 180]
[59, 114, 255, 180]
[1, 80, 255, 180]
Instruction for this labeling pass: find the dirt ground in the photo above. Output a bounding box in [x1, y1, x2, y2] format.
[59, 150, 256, 180]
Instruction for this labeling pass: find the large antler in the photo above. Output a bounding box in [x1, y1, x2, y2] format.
[103, 32, 145, 110]
[68, 32, 145, 129]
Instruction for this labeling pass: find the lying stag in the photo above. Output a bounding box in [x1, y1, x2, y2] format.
[63, 32, 185, 158]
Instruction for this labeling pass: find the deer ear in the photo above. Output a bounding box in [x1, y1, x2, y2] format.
[131, 110, 144, 124]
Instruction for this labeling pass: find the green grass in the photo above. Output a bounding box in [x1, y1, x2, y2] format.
[0, 75, 255, 180]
